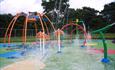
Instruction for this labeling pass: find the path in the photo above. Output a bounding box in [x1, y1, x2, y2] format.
[1, 58, 45, 70]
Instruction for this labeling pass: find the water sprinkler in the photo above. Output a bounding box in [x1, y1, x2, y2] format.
[54, 29, 64, 53]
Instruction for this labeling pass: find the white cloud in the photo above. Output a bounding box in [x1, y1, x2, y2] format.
[69, 0, 115, 11]
[0, 0, 114, 15]
[0, 0, 43, 15]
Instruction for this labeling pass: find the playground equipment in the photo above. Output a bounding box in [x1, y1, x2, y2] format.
[54, 29, 64, 53]
[72, 18, 115, 63]
[3, 11, 115, 64]
[36, 31, 50, 54]
[91, 23, 115, 63]
[4, 12, 56, 44]
[4, 12, 87, 54]
[75, 18, 115, 63]
[61, 23, 87, 47]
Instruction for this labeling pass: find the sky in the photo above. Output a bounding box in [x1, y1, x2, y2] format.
[0, 0, 115, 15]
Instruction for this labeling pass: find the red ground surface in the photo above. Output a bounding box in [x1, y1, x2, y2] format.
[90, 48, 115, 54]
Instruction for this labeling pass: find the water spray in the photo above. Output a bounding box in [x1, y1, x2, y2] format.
[57, 29, 61, 53]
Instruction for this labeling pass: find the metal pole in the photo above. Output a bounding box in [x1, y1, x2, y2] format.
[100, 31, 109, 63]
[100, 32, 107, 58]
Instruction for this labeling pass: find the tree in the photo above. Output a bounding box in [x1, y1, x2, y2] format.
[0, 14, 13, 37]
[41, 0, 69, 25]
[67, 8, 76, 21]
[75, 7, 99, 30]
[101, 2, 115, 32]
[0, 14, 13, 28]
[42, 0, 69, 13]
[101, 2, 115, 23]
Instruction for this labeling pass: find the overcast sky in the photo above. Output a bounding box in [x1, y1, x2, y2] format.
[0, 0, 114, 15]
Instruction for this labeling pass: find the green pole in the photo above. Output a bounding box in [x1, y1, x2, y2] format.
[92, 23, 115, 33]
[99, 31, 110, 63]
[99, 31, 107, 59]
[91, 23, 115, 63]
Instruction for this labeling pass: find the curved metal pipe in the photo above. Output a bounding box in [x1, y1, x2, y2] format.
[61, 23, 87, 46]
[4, 15, 20, 43]
[43, 14, 56, 31]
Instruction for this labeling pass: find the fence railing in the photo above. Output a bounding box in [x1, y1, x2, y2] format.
[0, 28, 40, 37]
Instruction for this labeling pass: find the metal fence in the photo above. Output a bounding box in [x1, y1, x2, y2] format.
[0, 28, 37, 37]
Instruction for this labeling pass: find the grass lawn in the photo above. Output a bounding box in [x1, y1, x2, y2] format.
[0, 33, 115, 43]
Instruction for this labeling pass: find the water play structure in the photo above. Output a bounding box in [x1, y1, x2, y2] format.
[2, 11, 115, 65]
[0, 0, 115, 69]
[54, 29, 64, 53]
[91, 23, 115, 63]
[3, 12, 56, 44]
[0, 0, 115, 66]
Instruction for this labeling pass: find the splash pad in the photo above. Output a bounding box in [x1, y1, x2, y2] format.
[3, 12, 88, 54]
[1, 12, 115, 70]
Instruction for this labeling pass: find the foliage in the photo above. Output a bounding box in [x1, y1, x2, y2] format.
[75, 7, 100, 30]
[101, 2, 115, 33]
[41, 0, 69, 26]
[101, 2, 115, 23]
[0, 14, 13, 28]
[0, 1, 115, 35]
[42, 0, 69, 13]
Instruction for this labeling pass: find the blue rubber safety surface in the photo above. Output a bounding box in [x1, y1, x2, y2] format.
[0, 51, 23, 58]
